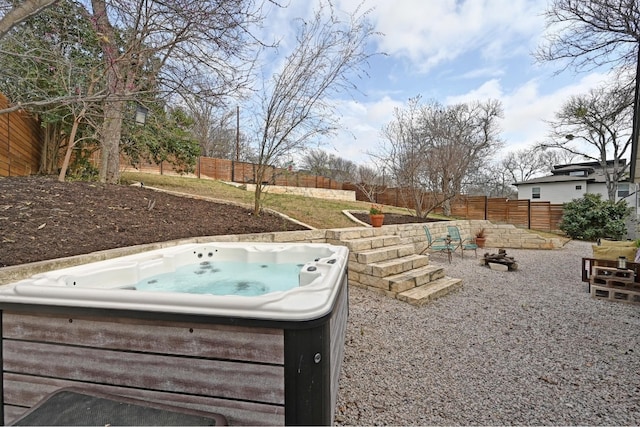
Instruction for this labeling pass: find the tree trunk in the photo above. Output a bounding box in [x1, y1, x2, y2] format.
[99, 99, 124, 183]
[253, 163, 266, 215]
[92, 0, 124, 184]
[39, 122, 62, 174]
[58, 109, 84, 182]
[442, 199, 452, 217]
[0, 0, 58, 38]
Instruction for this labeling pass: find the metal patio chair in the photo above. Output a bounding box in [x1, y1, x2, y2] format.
[446, 225, 478, 258]
[422, 226, 455, 263]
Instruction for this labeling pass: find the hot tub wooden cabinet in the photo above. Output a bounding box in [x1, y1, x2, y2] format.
[0, 243, 349, 426]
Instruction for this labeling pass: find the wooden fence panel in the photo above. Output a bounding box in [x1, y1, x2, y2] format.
[506, 200, 530, 228]
[233, 162, 255, 183]
[549, 204, 564, 231]
[0, 94, 42, 177]
[0, 113, 8, 176]
[465, 196, 487, 220]
[199, 157, 224, 180]
[487, 198, 509, 223]
[530, 201, 553, 231]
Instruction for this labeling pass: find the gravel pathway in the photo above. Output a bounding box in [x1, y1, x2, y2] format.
[334, 240, 640, 425]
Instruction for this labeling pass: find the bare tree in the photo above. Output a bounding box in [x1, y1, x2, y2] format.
[464, 166, 517, 198]
[87, 0, 265, 183]
[300, 149, 331, 176]
[537, 147, 579, 172]
[184, 99, 252, 160]
[0, 0, 58, 38]
[422, 99, 503, 215]
[300, 149, 357, 181]
[380, 96, 503, 217]
[250, 1, 375, 214]
[381, 97, 436, 217]
[541, 82, 633, 200]
[501, 147, 576, 184]
[0, 0, 265, 183]
[326, 154, 357, 182]
[353, 164, 385, 203]
[536, 1, 640, 183]
[536, 0, 640, 72]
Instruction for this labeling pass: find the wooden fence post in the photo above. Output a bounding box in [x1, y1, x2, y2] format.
[484, 196, 488, 220]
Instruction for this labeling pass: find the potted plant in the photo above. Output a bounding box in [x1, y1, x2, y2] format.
[369, 204, 384, 227]
[474, 228, 487, 248]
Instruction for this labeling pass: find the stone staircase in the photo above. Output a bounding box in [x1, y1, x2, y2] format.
[326, 229, 462, 305]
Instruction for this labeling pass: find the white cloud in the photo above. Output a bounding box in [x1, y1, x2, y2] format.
[344, 0, 546, 72]
[443, 72, 611, 157]
[255, 0, 618, 169]
[326, 97, 404, 164]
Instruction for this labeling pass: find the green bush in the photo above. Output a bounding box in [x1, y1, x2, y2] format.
[560, 193, 631, 241]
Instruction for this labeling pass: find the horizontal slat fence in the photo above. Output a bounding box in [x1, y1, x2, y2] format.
[2, 311, 286, 426]
[125, 156, 342, 190]
[4, 103, 563, 231]
[506, 200, 532, 229]
[342, 183, 563, 230]
[0, 94, 42, 177]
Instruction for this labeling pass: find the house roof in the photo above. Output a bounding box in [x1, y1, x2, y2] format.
[513, 174, 592, 185]
[513, 160, 629, 186]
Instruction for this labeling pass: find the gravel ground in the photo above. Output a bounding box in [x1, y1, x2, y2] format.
[334, 240, 640, 425]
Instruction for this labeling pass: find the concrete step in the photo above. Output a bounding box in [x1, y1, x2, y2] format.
[397, 276, 463, 306]
[357, 264, 445, 293]
[354, 243, 416, 265]
[342, 235, 401, 252]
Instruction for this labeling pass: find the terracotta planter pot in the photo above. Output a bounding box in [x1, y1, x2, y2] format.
[369, 214, 384, 227]
[475, 237, 486, 248]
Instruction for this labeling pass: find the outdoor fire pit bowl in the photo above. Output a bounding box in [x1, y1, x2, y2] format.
[482, 249, 518, 271]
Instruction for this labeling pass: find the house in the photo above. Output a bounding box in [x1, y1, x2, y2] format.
[513, 160, 637, 206]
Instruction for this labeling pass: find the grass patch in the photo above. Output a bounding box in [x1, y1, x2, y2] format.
[121, 172, 418, 229]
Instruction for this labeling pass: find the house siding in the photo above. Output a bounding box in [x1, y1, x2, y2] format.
[518, 180, 589, 204]
[518, 180, 638, 207]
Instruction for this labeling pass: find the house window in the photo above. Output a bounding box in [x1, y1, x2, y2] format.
[617, 183, 630, 198]
[575, 185, 582, 190]
[532, 187, 540, 199]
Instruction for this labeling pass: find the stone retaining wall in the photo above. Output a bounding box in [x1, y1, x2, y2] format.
[0, 220, 564, 285]
[244, 183, 356, 201]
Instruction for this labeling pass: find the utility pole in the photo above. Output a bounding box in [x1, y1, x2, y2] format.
[629, 43, 640, 239]
[629, 43, 640, 184]
[236, 105, 240, 162]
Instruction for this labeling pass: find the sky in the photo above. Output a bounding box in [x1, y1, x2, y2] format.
[261, 0, 614, 167]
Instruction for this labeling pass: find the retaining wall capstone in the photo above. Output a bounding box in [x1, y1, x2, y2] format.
[0, 220, 564, 286]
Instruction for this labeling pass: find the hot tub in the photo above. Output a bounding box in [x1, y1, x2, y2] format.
[0, 242, 349, 426]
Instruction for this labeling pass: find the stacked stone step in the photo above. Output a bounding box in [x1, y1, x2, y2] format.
[328, 229, 462, 304]
[397, 277, 463, 306]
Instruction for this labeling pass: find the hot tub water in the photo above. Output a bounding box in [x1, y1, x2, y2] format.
[135, 261, 305, 296]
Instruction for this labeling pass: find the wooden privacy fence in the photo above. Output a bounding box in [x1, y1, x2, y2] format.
[343, 184, 564, 232]
[4, 118, 562, 231]
[0, 94, 42, 177]
[449, 196, 564, 231]
[127, 156, 341, 189]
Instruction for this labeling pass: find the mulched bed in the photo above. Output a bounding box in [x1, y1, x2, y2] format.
[0, 176, 308, 267]
[0, 176, 443, 268]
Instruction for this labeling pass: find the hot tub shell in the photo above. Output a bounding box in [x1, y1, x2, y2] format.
[0, 242, 349, 426]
